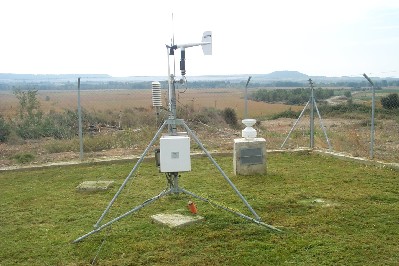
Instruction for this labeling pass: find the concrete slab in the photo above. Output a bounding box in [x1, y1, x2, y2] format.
[76, 181, 115, 192]
[299, 198, 340, 208]
[151, 213, 204, 228]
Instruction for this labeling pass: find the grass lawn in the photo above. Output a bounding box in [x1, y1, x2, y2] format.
[0, 152, 398, 265]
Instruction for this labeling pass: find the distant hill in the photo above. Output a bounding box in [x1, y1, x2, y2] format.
[1, 71, 397, 90]
[0, 73, 111, 81]
[265, 71, 309, 80]
[0, 72, 308, 82]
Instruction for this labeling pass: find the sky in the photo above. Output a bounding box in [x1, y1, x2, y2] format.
[1, 0, 399, 78]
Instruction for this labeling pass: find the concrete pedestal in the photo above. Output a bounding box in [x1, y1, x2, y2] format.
[234, 138, 267, 175]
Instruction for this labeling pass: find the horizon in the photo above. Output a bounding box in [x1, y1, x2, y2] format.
[1, 70, 398, 80]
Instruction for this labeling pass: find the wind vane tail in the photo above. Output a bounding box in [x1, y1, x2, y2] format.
[202, 31, 212, 55]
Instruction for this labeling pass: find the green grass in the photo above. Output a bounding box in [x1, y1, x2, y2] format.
[0, 152, 398, 265]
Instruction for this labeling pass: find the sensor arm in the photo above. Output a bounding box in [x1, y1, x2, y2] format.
[167, 31, 212, 76]
[176, 42, 211, 49]
[363, 73, 374, 86]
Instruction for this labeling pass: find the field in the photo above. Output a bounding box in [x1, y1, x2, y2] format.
[1, 87, 399, 167]
[0, 88, 302, 119]
[0, 88, 302, 168]
[0, 152, 398, 265]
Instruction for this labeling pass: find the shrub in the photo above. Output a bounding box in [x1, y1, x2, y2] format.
[192, 107, 220, 125]
[271, 108, 301, 119]
[45, 139, 79, 153]
[83, 135, 115, 152]
[381, 93, 399, 109]
[0, 116, 11, 142]
[121, 108, 154, 128]
[13, 153, 35, 164]
[318, 102, 371, 117]
[221, 107, 238, 128]
[344, 90, 352, 98]
[15, 115, 45, 139]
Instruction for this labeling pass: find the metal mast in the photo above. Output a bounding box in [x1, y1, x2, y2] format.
[309, 78, 315, 148]
[363, 73, 375, 159]
[281, 79, 331, 151]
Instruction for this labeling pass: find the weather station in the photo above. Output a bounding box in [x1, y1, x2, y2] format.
[73, 30, 280, 243]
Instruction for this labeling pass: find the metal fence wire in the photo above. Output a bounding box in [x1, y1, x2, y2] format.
[261, 79, 399, 163]
[0, 77, 398, 165]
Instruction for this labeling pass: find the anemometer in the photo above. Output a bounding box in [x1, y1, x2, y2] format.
[163, 31, 212, 134]
[167, 31, 212, 77]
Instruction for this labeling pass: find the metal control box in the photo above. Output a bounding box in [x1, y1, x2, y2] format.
[160, 135, 191, 172]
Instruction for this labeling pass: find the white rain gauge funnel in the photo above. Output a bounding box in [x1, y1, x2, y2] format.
[242, 119, 257, 139]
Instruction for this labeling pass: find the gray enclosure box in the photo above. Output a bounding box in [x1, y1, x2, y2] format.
[233, 138, 267, 175]
[160, 135, 191, 172]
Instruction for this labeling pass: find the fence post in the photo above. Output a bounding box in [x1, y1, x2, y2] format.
[77, 77, 84, 161]
[363, 73, 375, 159]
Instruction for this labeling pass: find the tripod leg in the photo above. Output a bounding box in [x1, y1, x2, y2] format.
[182, 122, 261, 221]
[281, 100, 310, 149]
[74, 189, 172, 243]
[94, 120, 168, 228]
[181, 188, 281, 232]
[314, 100, 332, 150]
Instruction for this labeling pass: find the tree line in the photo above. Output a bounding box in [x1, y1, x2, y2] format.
[251, 88, 335, 105]
[2, 78, 399, 91]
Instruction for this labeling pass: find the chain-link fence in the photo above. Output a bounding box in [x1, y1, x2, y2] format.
[258, 88, 399, 163]
[0, 79, 398, 166]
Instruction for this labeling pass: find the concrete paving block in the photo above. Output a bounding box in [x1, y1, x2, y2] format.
[151, 213, 204, 228]
[76, 181, 115, 192]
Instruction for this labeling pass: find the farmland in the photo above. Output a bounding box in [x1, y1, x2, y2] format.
[0, 88, 302, 119]
[0, 88, 300, 167]
[1, 86, 399, 167]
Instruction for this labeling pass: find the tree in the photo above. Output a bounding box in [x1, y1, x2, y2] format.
[344, 90, 352, 98]
[13, 89, 45, 139]
[381, 93, 399, 109]
[13, 89, 41, 119]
